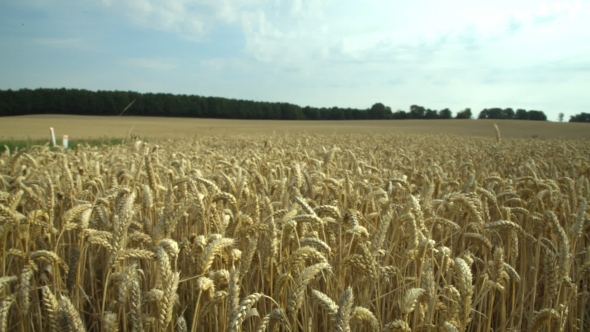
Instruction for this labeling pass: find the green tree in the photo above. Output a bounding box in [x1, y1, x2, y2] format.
[410, 105, 426, 119]
[456, 108, 472, 119]
[329, 107, 345, 120]
[302, 106, 318, 120]
[515, 109, 528, 120]
[569, 112, 590, 122]
[528, 110, 547, 121]
[503, 108, 515, 119]
[369, 103, 388, 119]
[479, 108, 504, 119]
[478, 109, 489, 119]
[424, 109, 439, 119]
[392, 110, 407, 119]
[439, 108, 452, 119]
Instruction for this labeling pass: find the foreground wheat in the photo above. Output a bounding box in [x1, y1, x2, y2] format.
[0, 132, 589, 332]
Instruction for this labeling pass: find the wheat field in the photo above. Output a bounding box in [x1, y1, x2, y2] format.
[2, 115, 590, 140]
[0, 126, 589, 331]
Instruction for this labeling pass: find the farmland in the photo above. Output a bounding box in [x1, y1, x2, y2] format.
[1, 115, 590, 140]
[0, 115, 589, 331]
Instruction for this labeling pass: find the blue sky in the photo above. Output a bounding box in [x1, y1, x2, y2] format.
[1, 0, 589, 120]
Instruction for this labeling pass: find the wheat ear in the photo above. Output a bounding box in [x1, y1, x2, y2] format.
[18, 263, 35, 315]
[229, 293, 263, 332]
[383, 319, 410, 332]
[454, 257, 473, 329]
[256, 308, 285, 332]
[130, 278, 143, 332]
[493, 123, 501, 143]
[334, 286, 354, 332]
[0, 295, 15, 332]
[58, 295, 86, 332]
[350, 306, 379, 332]
[287, 262, 332, 322]
[176, 316, 188, 332]
[197, 237, 234, 275]
[103, 311, 118, 332]
[311, 289, 338, 315]
[400, 288, 426, 315]
[159, 271, 180, 330]
[41, 286, 59, 332]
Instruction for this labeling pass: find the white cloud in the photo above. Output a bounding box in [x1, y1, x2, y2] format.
[101, 0, 209, 39]
[290, 0, 302, 15]
[124, 57, 178, 70]
[6, 0, 590, 118]
[25, 0, 590, 65]
[199, 57, 248, 71]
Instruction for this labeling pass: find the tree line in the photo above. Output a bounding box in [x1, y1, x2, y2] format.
[0, 88, 578, 121]
[569, 113, 590, 123]
[477, 107, 547, 121]
[0, 89, 477, 120]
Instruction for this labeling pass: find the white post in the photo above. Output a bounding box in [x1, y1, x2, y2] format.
[49, 127, 56, 146]
[62, 135, 69, 149]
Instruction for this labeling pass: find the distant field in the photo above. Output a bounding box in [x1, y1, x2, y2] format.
[0, 114, 588, 140]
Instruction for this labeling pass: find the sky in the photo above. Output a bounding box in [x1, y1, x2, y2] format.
[1, 0, 589, 120]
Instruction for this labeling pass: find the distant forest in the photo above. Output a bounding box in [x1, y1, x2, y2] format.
[0, 88, 586, 122]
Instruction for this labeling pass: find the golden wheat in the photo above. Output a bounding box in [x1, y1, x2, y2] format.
[0, 132, 588, 331]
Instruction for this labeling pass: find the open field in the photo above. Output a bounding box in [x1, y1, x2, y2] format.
[0, 114, 589, 140]
[0, 129, 589, 331]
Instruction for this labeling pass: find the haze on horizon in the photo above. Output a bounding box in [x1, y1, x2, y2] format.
[1, 0, 589, 121]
